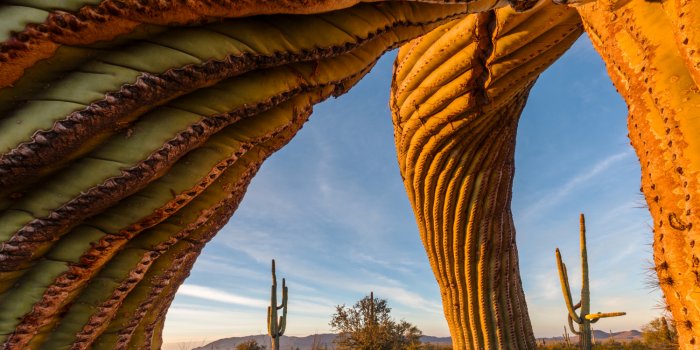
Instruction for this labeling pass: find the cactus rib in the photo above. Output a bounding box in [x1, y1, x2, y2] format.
[0, 0, 506, 89]
[576, 0, 700, 345]
[1, 88, 324, 348]
[0, 37, 388, 275]
[0, 2, 472, 192]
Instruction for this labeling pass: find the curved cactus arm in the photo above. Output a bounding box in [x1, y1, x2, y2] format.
[585, 312, 626, 322]
[391, 1, 582, 348]
[101, 120, 312, 350]
[278, 278, 288, 334]
[556, 248, 580, 323]
[576, 0, 700, 346]
[0, 2, 473, 196]
[0, 2, 488, 348]
[0, 0, 512, 89]
[567, 314, 582, 335]
[279, 286, 288, 334]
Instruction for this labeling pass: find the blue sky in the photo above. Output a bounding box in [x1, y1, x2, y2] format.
[162, 36, 660, 346]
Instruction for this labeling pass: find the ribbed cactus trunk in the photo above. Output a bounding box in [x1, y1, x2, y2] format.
[2, 0, 698, 349]
[391, 3, 582, 348]
[579, 216, 591, 350]
[579, 325, 592, 350]
[576, 1, 700, 348]
[0, 3, 494, 349]
[268, 259, 288, 350]
[394, 92, 528, 348]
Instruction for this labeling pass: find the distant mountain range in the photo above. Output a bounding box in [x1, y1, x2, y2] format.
[191, 334, 451, 350]
[537, 330, 642, 344]
[179, 330, 641, 350]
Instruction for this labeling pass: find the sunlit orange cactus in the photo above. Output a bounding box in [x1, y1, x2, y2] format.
[390, 2, 582, 348]
[575, 1, 700, 347]
[0, 0, 699, 349]
[0, 2, 493, 349]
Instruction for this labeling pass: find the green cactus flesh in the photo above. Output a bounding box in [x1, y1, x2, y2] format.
[2, 0, 699, 349]
[0, 3, 480, 348]
[0, 2, 470, 193]
[0, 5, 460, 276]
[0, 75, 369, 349]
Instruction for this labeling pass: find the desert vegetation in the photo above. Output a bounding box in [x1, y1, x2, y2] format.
[0, 0, 698, 349]
[532, 317, 679, 350]
[330, 292, 422, 350]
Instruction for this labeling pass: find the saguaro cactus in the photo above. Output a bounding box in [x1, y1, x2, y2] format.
[0, 3, 482, 349]
[268, 259, 288, 350]
[390, 2, 582, 348]
[575, 1, 700, 346]
[555, 214, 625, 350]
[0, 0, 699, 349]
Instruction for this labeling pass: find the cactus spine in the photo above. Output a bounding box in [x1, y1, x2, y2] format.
[268, 259, 288, 350]
[555, 214, 625, 350]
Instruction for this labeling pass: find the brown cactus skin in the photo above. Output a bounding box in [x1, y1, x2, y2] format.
[0, 0, 505, 89]
[390, 3, 582, 348]
[0, 2, 472, 194]
[576, 1, 700, 348]
[65, 99, 316, 350]
[0, 21, 426, 277]
[0, 50, 373, 348]
[0, 3, 480, 348]
[2, 0, 699, 348]
[0, 95, 319, 349]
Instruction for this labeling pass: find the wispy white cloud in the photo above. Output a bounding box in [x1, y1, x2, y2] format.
[520, 150, 633, 222]
[191, 255, 268, 282]
[526, 271, 562, 302]
[178, 284, 268, 308]
[370, 285, 443, 313]
[349, 250, 419, 274]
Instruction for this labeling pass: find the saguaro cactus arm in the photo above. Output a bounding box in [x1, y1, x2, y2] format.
[576, 1, 700, 346]
[585, 312, 626, 321]
[568, 313, 581, 335]
[1, 0, 698, 349]
[390, 2, 582, 348]
[555, 214, 625, 349]
[0, 3, 480, 349]
[0, 0, 514, 89]
[556, 248, 580, 323]
[268, 259, 288, 349]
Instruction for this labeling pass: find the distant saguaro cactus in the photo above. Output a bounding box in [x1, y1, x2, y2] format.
[268, 259, 288, 350]
[556, 214, 626, 350]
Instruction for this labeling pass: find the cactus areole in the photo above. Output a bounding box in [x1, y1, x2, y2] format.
[0, 0, 698, 349]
